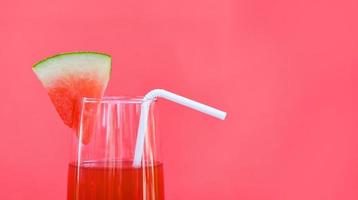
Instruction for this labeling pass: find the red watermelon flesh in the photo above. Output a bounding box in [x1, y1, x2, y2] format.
[33, 52, 111, 143]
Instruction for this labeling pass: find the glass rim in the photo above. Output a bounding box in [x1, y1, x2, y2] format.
[82, 96, 157, 104]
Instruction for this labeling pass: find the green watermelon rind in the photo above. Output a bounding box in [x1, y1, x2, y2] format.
[32, 51, 112, 72]
[32, 51, 112, 88]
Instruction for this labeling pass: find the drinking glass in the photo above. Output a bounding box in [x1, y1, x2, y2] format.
[67, 97, 164, 200]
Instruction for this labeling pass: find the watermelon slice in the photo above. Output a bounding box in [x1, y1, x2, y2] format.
[33, 52, 111, 142]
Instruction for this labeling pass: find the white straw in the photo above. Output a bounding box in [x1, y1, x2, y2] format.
[133, 89, 227, 167]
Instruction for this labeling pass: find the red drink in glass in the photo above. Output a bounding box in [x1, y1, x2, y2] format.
[68, 97, 163, 200]
[67, 161, 164, 200]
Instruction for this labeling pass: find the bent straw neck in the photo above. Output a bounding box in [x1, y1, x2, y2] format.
[132, 89, 227, 167]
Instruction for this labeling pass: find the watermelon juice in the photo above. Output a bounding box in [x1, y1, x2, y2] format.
[33, 52, 226, 200]
[67, 161, 164, 200]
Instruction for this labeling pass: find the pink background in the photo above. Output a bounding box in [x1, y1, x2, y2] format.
[1, 0, 358, 199]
